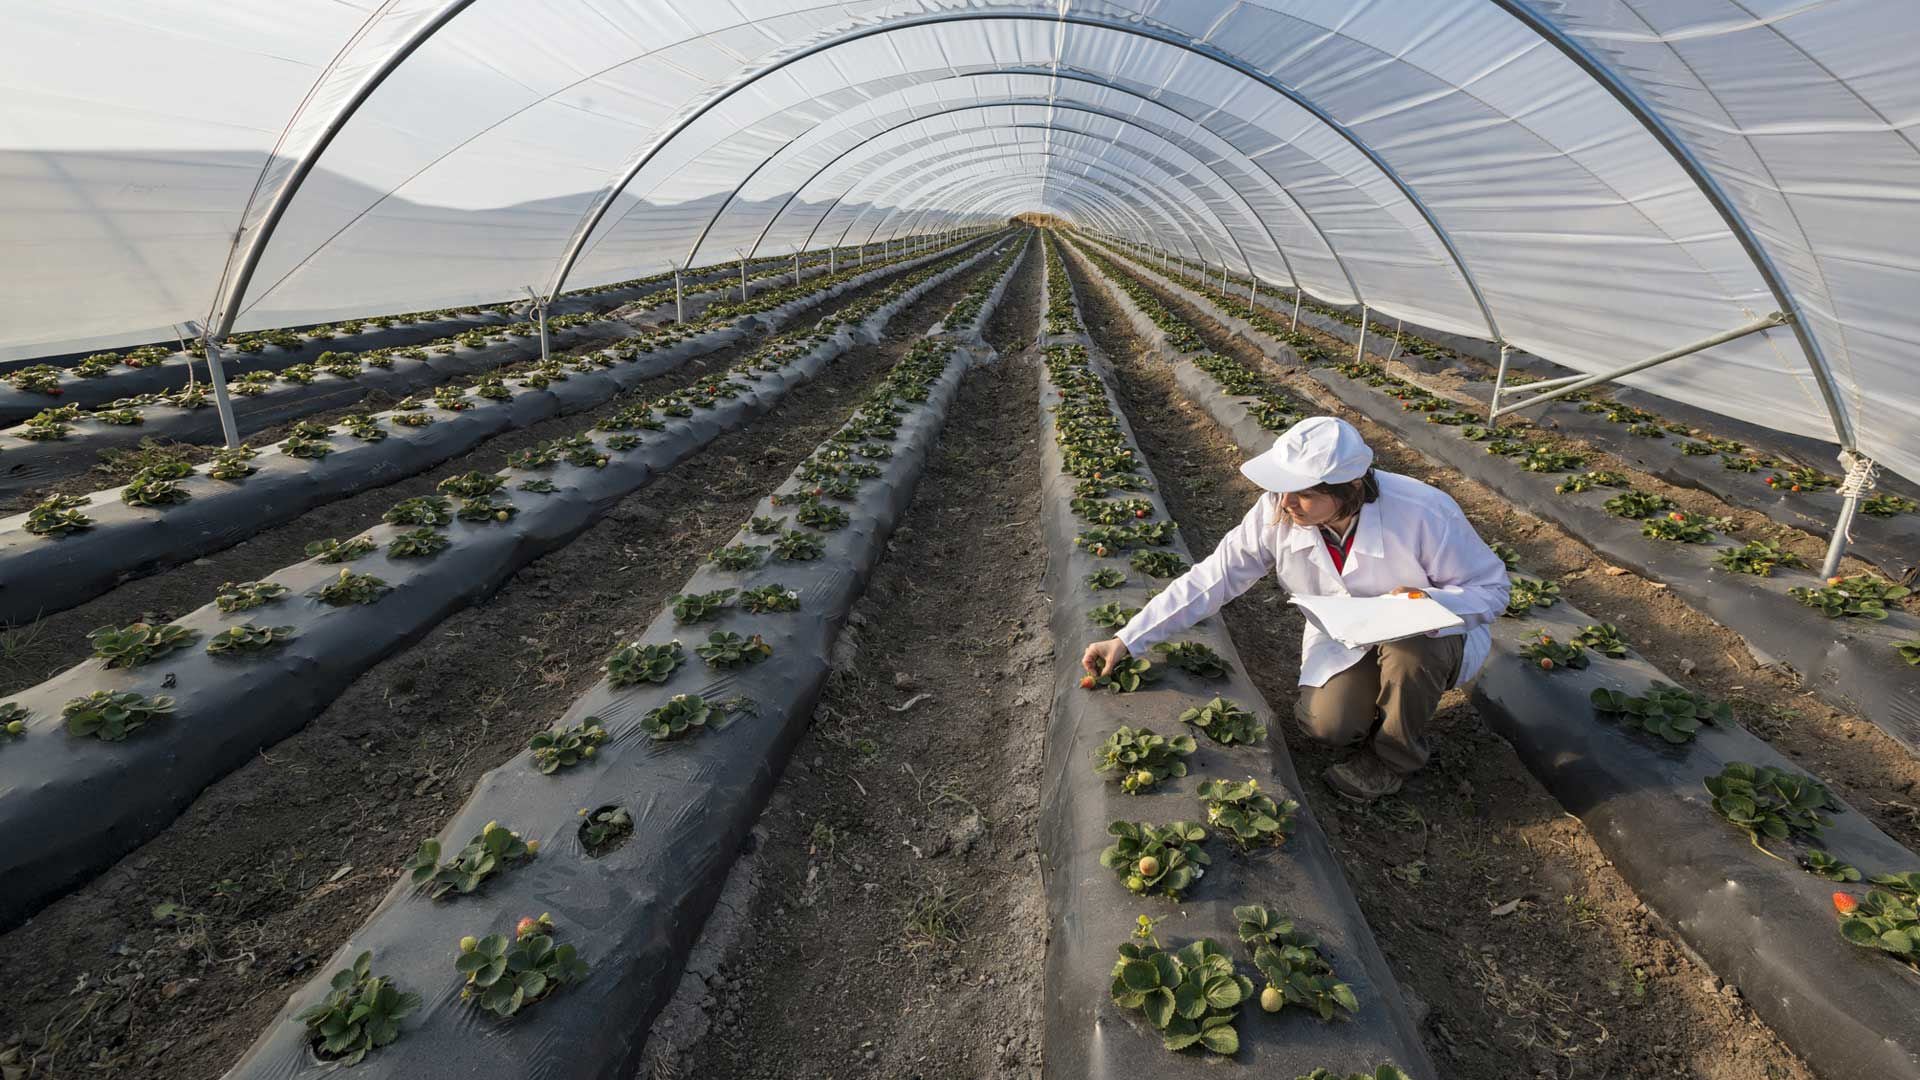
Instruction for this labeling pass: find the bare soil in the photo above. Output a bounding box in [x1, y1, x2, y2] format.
[0, 252, 1004, 1080]
[659, 241, 1051, 1080]
[1084, 249, 1920, 862]
[1062, 247, 1816, 1080]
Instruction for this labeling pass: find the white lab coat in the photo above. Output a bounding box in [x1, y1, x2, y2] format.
[1115, 471, 1511, 688]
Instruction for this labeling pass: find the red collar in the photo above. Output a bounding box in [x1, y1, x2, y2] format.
[1321, 520, 1358, 572]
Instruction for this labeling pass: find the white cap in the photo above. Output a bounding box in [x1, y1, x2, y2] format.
[1239, 416, 1373, 493]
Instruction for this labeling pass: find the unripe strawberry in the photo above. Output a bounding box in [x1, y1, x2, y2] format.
[1137, 856, 1161, 878]
[1260, 986, 1284, 1012]
[4, 720, 22, 736]
[495, 510, 509, 522]
[525, 840, 539, 855]
[1827, 575, 1845, 587]
[516, 917, 539, 938]
[459, 935, 478, 953]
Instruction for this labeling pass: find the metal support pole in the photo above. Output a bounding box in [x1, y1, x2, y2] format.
[1490, 312, 1790, 420]
[792, 250, 800, 287]
[1355, 305, 1368, 362]
[1489, 344, 1513, 427]
[1291, 292, 1302, 333]
[1821, 496, 1863, 580]
[195, 330, 243, 449]
[521, 286, 549, 363]
[1219, 262, 1229, 295]
[1249, 275, 1258, 307]
[673, 267, 684, 324]
[829, 246, 836, 274]
[740, 256, 748, 301]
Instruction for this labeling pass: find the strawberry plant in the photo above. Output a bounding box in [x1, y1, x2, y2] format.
[1234, 905, 1357, 1021]
[121, 461, 194, 507]
[438, 471, 506, 500]
[1862, 493, 1917, 518]
[391, 412, 434, 428]
[1102, 820, 1210, 899]
[456, 913, 590, 1018]
[1459, 424, 1491, 441]
[1590, 682, 1728, 743]
[1109, 917, 1248, 1054]
[772, 530, 823, 561]
[207, 444, 257, 481]
[282, 433, 333, 460]
[388, 527, 450, 558]
[518, 477, 555, 493]
[88, 621, 197, 668]
[641, 693, 718, 739]
[1791, 574, 1910, 619]
[1504, 577, 1559, 616]
[432, 385, 472, 412]
[63, 690, 175, 740]
[1072, 497, 1154, 525]
[1722, 453, 1763, 472]
[384, 495, 453, 527]
[1625, 421, 1664, 438]
[725, 584, 794, 616]
[1131, 550, 1187, 578]
[1087, 568, 1128, 590]
[579, 806, 633, 855]
[1678, 440, 1714, 456]
[9, 364, 63, 395]
[407, 820, 536, 899]
[1518, 632, 1586, 671]
[605, 640, 684, 687]
[1489, 541, 1519, 569]
[1642, 510, 1717, 542]
[1571, 622, 1629, 658]
[340, 414, 385, 442]
[1485, 436, 1530, 457]
[671, 589, 735, 623]
[711, 544, 766, 570]
[1835, 887, 1920, 965]
[1089, 601, 1141, 630]
[1197, 778, 1297, 847]
[1180, 697, 1266, 745]
[1094, 726, 1196, 793]
[216, 579, 287, 612]
[307, 535, 375, 563]
[1872, 872, 1920, 899]
[1087, 656, 1158, 693]
[1706, 762, 1838, 852]
[205, 624, 296, 655]
[1555, 470, 1631, 494]
[1519, 445, 1585, 473]
[1801, 849, 1861, 883]
[529, 717, 605, 772]
[1, 703, 26, 741]
[744, 515, 785, 536]
[23, 493, 92, 536]
[1714, 539, 1806, 576]
[456, 497, 516, 523]
[295, 951, 421, 1066]
[696, 631, 772, 667]
[1900, 640, 1920, 666]
[20, 404, 80, 440]
[794, 500, 849, 531]
[1763, 465, 1834, 494]
[1604, 490, 1672, 519]
[1151, 641, 1230, 678]
[311, 568, 390, 606]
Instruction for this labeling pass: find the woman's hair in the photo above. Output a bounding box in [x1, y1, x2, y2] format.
[1307, 467, 1379, 520]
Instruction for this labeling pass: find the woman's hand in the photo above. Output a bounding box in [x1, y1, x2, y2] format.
[1389, 585, 1429, 599]
[1082, 637, 1131, 677]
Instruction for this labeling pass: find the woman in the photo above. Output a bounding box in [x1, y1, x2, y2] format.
[1082, 416, 1510, 802]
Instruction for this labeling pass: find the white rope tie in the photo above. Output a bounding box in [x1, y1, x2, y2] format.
[1837, 450, 1879, 499]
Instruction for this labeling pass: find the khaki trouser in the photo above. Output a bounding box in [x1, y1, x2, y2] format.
[1294, 634, 1464, 775]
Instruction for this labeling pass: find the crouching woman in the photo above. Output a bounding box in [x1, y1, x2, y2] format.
[1082, 417, 1510, 802]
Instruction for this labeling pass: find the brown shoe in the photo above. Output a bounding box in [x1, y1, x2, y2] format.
[1324, 750, 1406, 803]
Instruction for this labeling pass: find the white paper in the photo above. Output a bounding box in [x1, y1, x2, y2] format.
[1287, 593, 1464, 651]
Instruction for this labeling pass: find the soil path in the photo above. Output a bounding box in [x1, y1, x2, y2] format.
[0, 252, 1007, 1080]
[658, 240, 1052, 1080]
[1060, 248, 1814, 1080]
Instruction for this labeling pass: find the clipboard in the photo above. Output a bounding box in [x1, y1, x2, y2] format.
[1287, 592, 1464, 650]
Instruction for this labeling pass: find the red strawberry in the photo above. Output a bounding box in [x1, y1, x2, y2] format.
[516, 916, 540, 938]
[1080, 675, 1096, 690]
[1833, 891, 1859, 915]
[1538, 657, 1554, 671]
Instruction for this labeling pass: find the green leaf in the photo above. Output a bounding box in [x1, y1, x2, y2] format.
[1202, 974, 1242, 1009]
[1142, 987, 1175, 1029]
[1196, 1023, 1239, 1055]
[1173, 979, 1206, 1020]
[1120, 959, 1160, 991]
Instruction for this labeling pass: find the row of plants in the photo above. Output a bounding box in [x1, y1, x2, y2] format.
[1038, 294, 1419, 1071]
[0, 240, 1014, 936]
[1086, 240, 1920, 680]
[243, 276, 990, 1071]
[0, 239, 1001, 627]
[1, 242, 978, 453]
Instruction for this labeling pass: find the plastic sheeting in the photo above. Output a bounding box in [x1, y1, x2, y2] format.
[2, 1, 1915, 480]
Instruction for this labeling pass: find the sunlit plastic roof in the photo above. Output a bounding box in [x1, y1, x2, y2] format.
[4, 1, 1915, 479]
